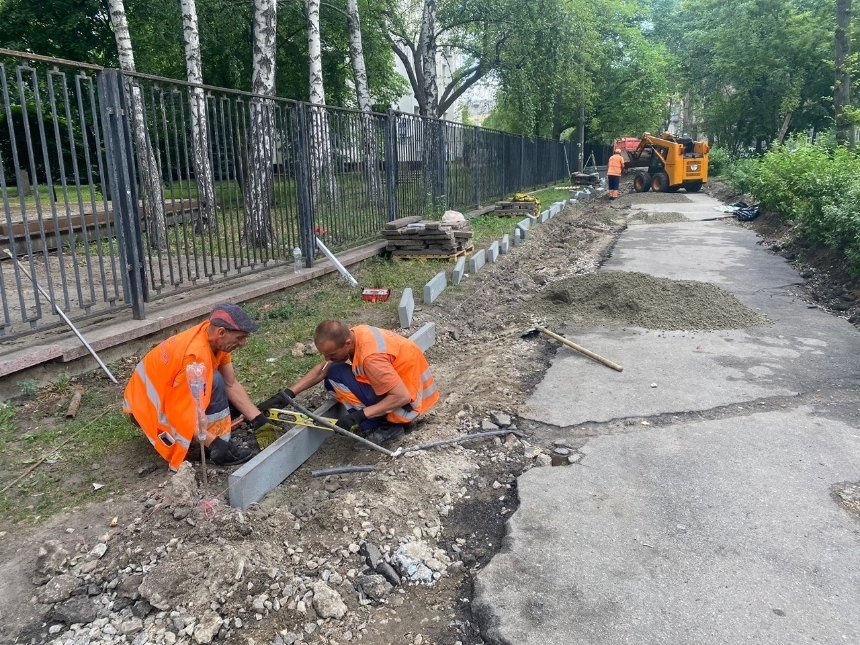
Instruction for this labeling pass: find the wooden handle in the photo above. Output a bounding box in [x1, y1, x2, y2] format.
[536, 326, 624, 372]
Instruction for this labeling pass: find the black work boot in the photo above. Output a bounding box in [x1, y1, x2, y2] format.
[207, 437, 254, 466]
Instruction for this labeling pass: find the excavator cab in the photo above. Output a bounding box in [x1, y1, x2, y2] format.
[629, 132, 709, 193]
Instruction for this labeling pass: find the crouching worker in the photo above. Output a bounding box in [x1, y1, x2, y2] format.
[123, 303, 272, 470]
[279, 321, 439, 444]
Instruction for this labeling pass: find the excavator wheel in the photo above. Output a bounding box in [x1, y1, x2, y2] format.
[633, 172, 652, 193]
[685, 182, 703, 193]
[651, 172, 669, 192]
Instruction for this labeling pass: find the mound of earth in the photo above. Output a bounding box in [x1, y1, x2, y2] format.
[615, 192, 693, 205]
[628, 211, 688, 224]
[543, 271, 770, 330]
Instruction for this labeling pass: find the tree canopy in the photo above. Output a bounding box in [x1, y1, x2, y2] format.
[0, 0, 854, 146]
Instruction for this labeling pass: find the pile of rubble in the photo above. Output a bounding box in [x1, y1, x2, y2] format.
[382, 216, 473, 259]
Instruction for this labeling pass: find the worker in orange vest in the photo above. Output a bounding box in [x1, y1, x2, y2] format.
[607, 148, 625, 199]
[123, 303, 272, 470]
[272, 320, 440, 444]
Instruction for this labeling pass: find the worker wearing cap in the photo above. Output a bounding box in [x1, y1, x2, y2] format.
[607, 149, 625, 199]
[273, 320, 439, 444]
[123, 303, 269, 470]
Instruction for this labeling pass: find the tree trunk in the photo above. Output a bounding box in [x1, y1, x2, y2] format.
[775, 110, 793, 145]
[346, 0, 383, 207]
[180, 0, 217, 233]
[417, 0, 442, 204]
[306, 0, 337, 203]
[418, 0, 439, 118]
[244, 0, 277, 248]
[108, 0, 167, 249]
[576, 105, 585, 172]
[835, 0, 853, 147]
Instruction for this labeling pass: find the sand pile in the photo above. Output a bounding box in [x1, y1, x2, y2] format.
[543, 271, 769, 330]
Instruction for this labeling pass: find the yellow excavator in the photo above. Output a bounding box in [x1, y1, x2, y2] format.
[626, 132, 709, 193]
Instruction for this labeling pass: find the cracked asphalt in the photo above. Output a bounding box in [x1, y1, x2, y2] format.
[473, 193, 860, 644]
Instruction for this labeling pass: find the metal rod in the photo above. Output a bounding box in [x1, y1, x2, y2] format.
[284, 395, 396, 457]
[312, 465, 375, 477]
[314, 236, 359, 288]
[395, 429, 526, 455]
[4, 249, 118, 383]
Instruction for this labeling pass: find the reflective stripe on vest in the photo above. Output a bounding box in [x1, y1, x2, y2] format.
[135, 362, 175, 435]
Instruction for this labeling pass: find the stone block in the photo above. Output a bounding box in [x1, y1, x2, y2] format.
[513, 228, 522, 247]
[409, 322, 436, 353]
[229, 400, 339, 510]
[540, 210, 550, 223]
[516, 220, 529, 241]
[398, 288, 414, 328]
[500, 234, 510, 254]
[423, 271, 447, 304]
[487, 241, 499, 263]
[468, 249, 486, 274]
[452, 256, 466, 285]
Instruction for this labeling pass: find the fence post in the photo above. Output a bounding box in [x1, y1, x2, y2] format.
[473, 127, 480, 208]
[97, 69, 146, 320]
[384, 110, 398, 222]
[293, 103, 317, 267]
[519, 135, 525, 191]
[437, 120, 447, 204]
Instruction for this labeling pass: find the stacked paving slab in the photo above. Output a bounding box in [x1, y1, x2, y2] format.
[383, 216, 473, 259]
[493, 200, 538, 217]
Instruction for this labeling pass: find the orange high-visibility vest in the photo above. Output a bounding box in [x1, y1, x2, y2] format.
[123, 321, 230, 471]
[350, 325, 439, 424]
[608, 154, 624, 176]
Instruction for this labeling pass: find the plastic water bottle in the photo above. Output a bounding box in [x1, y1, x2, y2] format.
[293, 247, 303, 273]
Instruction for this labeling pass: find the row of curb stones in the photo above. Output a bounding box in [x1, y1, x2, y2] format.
[398, 200, 572, 327]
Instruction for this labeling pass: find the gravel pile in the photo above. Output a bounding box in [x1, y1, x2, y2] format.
[628, 211, 688, 224]
[543, 271, 770, 330]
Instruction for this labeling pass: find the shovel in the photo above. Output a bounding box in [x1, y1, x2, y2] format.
[522, 325, 623, 372]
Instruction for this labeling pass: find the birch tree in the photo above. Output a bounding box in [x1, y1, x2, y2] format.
[108, 0, 167, 249]
[346, 0, 383, 205]
[180, 0, 217, 232]
[244, 0, 277, 247]
[306, 0, 337, 201]
[835, 0, 853, 147]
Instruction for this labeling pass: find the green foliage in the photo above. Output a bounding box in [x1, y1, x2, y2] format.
[650, 0, 833, 150]
[17, 379, 38, 397]
[727, 138, 860, 276]
[0, 0, 406, 109]
[708, 147, 731, 177]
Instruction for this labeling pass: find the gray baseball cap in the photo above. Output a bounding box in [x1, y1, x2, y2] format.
[209, 303, 259, 333]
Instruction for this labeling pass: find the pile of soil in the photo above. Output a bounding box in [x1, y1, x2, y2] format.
[628, 211, 688, 225]
[615, 192, 693, 206]
[542, 271, 770, 330]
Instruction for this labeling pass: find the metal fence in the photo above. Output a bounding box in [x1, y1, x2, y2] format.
[0, 49, 575, 340]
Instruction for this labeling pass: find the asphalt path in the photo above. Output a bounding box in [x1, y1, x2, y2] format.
[474, 193, 860, 644]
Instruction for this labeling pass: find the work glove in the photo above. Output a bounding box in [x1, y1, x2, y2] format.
[336, 408, 366, 432]
[256, 388, 296, 413]
[249, 413, 282, 450]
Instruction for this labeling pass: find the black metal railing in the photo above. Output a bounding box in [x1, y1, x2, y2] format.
[0, 49, 576, 340]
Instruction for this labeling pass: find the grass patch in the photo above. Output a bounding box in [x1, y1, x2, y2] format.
[531, 187, 572, 205]
[471, 215, 518, 245]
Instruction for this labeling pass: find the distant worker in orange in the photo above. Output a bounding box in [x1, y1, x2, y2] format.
[607, 148, 625, 199]
[124, 303, 271, 470]
[276, 321, 439, 445]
